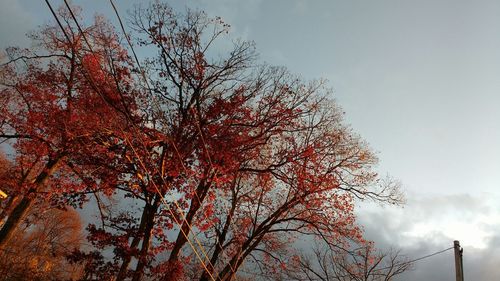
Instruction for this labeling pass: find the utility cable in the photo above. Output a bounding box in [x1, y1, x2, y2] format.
[46, 1, 218, 280]
[108, 0, 153, 96]
[372, 246, 454, 272]
[108, 0, 234, 277]
[108, 0, 239, 278]
[60, 1, 218, 279]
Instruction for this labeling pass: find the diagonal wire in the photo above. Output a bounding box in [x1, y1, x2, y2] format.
[108, 0, 153, 97]
[108, 0, 229, 275]
[190, 106, 240, 277]
[60, 2, 217, 280]
[62, 1, 241, 280]
[372, 246, 454, 272]
[60, 1, 218, 279]
[109, 0, 239, 277]
[46, 1, 218, 280]
[302, 246, 455, 281]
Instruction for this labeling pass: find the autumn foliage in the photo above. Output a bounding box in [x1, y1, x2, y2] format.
[0, 2, 402, 281]
[0, 206, 84, 280]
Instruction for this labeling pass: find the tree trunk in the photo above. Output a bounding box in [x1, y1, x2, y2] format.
[0, 194, 19, 225]
[0, 155, 63, 248]
[131, 197, 160, 281]
[116, 201, 149, 281]
[199, 188, 237, 281]
[217, 219, 274, 281]
[217, 238, 259, 281]
[168, 181, 209, 262]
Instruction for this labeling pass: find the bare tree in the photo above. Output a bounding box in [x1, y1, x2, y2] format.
[287, 242, 413, 281]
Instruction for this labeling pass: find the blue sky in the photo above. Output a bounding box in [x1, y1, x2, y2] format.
[2, 0, 500, 279]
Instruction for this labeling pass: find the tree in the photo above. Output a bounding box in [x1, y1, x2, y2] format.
[95, 3, 401, 280]
[0, 6, 138, 249]
[0, 206, 84, 281]
[1, 2, 403, 280]
[286, 242, 413, 281]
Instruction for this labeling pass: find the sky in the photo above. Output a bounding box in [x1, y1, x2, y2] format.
[1, 0, 500, 280]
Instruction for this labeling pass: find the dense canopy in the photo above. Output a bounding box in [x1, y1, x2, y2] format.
[0, 2, 401, 280]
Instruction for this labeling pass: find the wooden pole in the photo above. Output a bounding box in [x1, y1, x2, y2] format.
[454, 240, 464, 281]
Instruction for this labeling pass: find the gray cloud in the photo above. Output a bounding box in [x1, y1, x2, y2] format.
[0, 0, 35, 49]
[358, 193, 500, 281]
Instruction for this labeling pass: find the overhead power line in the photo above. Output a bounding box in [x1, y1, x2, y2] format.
[59, 1, 218, 280]
[108, 0, 153, 96]
[373, 246, 454, 272]
[408, 246, 454, 264]
[44, 1, 219, 280]
[108, 0, 239, 278]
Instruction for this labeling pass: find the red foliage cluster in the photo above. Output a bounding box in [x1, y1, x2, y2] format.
[0, 3, 401, 281]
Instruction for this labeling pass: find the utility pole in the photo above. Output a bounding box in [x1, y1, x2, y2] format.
[454, 240, 464, 281]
